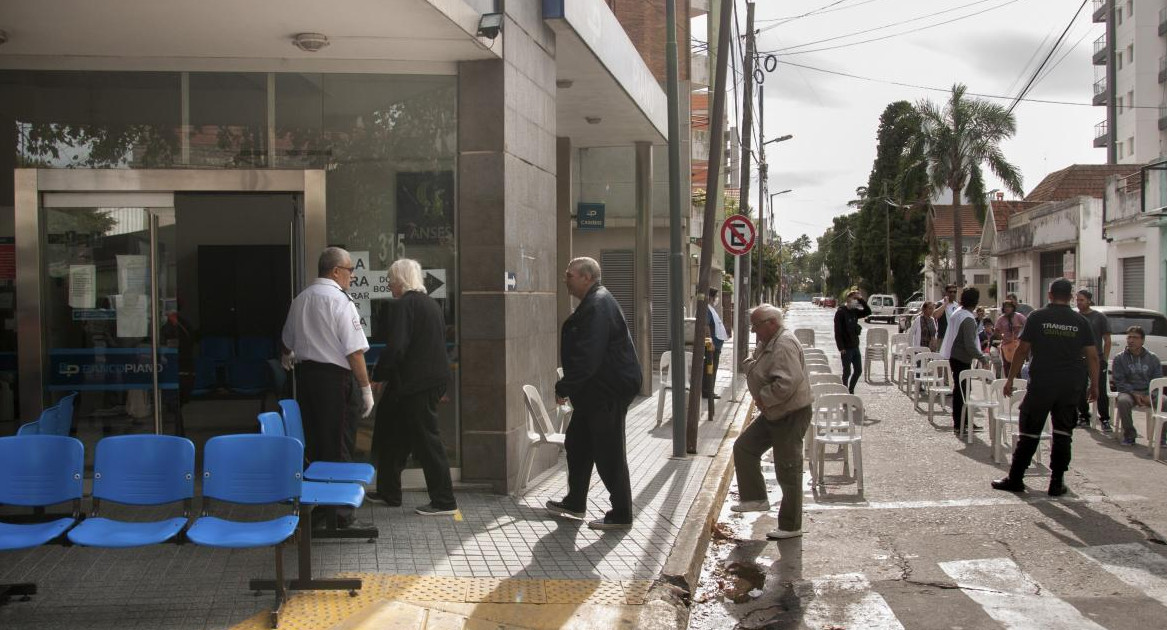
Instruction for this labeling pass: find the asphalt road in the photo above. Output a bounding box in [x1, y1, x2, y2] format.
[689, 301, 1167, 630]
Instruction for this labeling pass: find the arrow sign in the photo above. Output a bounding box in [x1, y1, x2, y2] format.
[721, 214, 756, 256]
[423, 269, 447, 299]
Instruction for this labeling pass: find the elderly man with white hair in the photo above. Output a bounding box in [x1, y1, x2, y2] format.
[732, 303, 814, 540]
[369, 258, 457, 516]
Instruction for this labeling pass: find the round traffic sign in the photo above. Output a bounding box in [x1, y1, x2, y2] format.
[721, 214, 756, 256]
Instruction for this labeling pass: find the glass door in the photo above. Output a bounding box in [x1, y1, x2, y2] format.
[41, 197, 176, 453]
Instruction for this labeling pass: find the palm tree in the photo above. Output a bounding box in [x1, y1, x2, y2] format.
[912, 84, 1024, 287]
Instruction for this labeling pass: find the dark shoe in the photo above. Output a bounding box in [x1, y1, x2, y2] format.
[366, 491, 401, 507]
[545, 500, 586, 520]
[415, 503, 458, 516]
[587, 517, 632, 531]
[337, 517, 374, 530]
[1100, 420, 1113, 433]
[1048, 478, 1068, 497]
[1122, 436, 1137, 446]
[991, 476, 1026, 492]
[1077, 417, 1091, 428]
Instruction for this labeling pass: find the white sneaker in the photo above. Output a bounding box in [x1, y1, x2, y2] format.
[730, 500, 771, 513]
[766, 528, 803, 540]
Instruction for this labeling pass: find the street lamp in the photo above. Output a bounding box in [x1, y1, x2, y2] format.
[763, 134, 793, 146]
[765, 189, 793, 305]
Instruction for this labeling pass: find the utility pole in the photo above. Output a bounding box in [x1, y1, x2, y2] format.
[733, 1, 756, 392]
[686, 0, 735, 452]
[665, 0, 686, 457]
[756, 82, 765, 305]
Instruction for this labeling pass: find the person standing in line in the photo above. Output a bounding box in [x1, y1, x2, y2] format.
[994, 299, 1027, 378]
[935, 284, 959, 342]
[940, 288, 986, 436]
[909, 301, 938, 350]
[730, 304, 814, 540]
[369, 259, 457, 515]
[1111, 326, 1163, 445]
[704, 289, 728, 400]
[1075, 289, 1112, 431]
[547, 257, 642, 531]
[992, 279, 1099, 497]
[1006, 292, 1035, 316]
[280, 247, 374, 529]
[833, 290, 871, 394]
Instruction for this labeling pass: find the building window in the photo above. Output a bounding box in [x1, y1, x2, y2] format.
[1118, 141, 1124, 158]
[1117, 51, 1123, 70]
[1116, 8, 1122, 25]
[1128, 44, 1134, 63]
[1117, 96, 1124, 113]
[1129, 136, 1135, 155]
[973, 274, 990, 285]
[1127, 0, 1133, 19]
[1128, 90, 1134, 110]
[1004, 268, 1020, 298]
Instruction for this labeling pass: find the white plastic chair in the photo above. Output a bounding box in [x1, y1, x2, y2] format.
[864, 328, 890, 383]
[896, 346, 928, 391]
[1106, 375, 1153, 441]
[794, 328, 815, 348]
[516, 385, 567, 495]
[655, 350, 691, 427]
[909, 352, 944, 409]
[810, 394, 865, 497]
[988, 378, 1027, 464]
[812, 383, 849, 399]
[807, 363, 832, 374]
[888, 333, 910, 383]
[923, 359, 952, 425]
[1148, 378, 1167, 460]
[803, 347, 827, 357]
[957, 369, 997, 444]
[809, 373, 843, 386]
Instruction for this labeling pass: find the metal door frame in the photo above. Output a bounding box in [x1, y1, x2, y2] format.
[14, 168, 326, 421]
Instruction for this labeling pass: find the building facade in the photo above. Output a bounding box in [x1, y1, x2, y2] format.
[1092, 0, 1164, 163]
[0, 0, 690, 493]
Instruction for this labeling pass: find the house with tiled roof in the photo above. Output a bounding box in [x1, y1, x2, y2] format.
[926, 205, 991, 299]
[990, 164, 1119, 308]
[978, 197, 1042, 303]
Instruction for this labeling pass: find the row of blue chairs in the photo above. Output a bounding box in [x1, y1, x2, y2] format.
[15, 392, 77, 436]
[0, 433, 302, 627]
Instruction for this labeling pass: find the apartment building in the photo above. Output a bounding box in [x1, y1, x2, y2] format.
[1092, 0, 1164, 163]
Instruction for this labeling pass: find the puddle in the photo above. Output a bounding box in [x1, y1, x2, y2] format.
[721, 561, 767, 603]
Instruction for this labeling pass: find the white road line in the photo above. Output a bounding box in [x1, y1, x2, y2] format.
[1078, 543, 1167, 608]
[938, 558, 1107, 630]
[802, 573, 905, 630]
[804, 494, 1146, 512]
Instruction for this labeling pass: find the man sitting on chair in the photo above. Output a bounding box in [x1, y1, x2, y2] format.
[1112, 325, 1163, 446]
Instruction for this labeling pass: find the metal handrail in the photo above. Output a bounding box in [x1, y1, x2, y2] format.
[1095, 120, 1108, 138]
[1094, 34, 1106, 55]
[1094, 78, 1107, 95]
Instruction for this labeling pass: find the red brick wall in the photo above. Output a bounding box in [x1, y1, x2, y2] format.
[607, 0, 691, 83]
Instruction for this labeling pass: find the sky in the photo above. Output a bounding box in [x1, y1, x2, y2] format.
[709, 0, 1103, 246]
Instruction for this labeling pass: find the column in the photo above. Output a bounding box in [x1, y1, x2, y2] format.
[634, 141, 653, 396]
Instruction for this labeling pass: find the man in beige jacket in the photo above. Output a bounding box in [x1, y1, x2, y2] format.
[732, 304, 814, 540]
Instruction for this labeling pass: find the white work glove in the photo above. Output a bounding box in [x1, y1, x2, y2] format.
[281, 351, 295, 371]
[360, 385, 375, 418]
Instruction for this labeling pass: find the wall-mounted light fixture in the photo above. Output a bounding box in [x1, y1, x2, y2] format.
[477, 13, 503, 39]
[292, 33, 330, 52]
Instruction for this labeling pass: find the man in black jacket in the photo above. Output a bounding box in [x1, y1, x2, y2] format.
[548, 257, 642, 530]
[833, 290, 871, 394]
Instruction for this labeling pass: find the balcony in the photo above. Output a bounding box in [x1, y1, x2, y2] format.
[1093, 78, 1108, 106]
[1093, 35, 1108, 65]
[1161, 57, 1167, 84]
[1093, 0, 1108, 23]
[1094, 120, 1109, 148]
[1161, 8, 1167, 36]
[1160, 105, 1167, 131]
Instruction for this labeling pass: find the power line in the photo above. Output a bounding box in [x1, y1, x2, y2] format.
[759, 0, 1023, 56]
[757, 0, 884, 24]
[1007, 0, 1087, 113]
[767, 0, 1005, 52]
[1032, 27, 1092, 91]
[757, 0, 856, 31]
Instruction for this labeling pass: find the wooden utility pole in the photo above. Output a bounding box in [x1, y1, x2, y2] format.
[733, 1, 756, 397]
[686, 0, 736, 451]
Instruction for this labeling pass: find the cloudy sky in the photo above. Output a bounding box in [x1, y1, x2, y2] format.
[712, 0, 1102, 245]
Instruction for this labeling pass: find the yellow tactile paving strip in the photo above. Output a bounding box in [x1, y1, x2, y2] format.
[229, 575, 654, 630]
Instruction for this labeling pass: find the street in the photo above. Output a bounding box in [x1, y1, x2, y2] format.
[689, 301, 1167, 630]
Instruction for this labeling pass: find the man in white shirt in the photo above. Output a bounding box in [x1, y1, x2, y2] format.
[281, 247, 374, 528]
[704, 289, 729, 399]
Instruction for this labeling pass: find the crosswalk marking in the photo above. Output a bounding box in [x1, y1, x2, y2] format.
[802, 573, 905, 630]
[938, 558, 1107, 629]
[1078, 543, 1167, 608]
[804, 494, 1147, 512]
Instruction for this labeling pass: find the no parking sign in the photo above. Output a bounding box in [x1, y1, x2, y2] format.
[721, 214, 756, 256]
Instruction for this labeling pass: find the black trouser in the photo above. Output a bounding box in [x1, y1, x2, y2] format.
[950, 358, 971, 431]
[296, 361, 360, 519]
[841, 347, 862, 394]
[702, 345, 722, 398]
[562, 393, 635, 522]
[1008, 379, 1083, 480]
[374, 386, 456, 509]
[1078, 363, 1110, 422]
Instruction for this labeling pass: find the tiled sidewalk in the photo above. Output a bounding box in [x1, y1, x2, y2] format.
[0, 344, 745, 630]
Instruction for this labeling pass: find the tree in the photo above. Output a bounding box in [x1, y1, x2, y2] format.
[912, 84, 1024, 287]
[849, 102, 930, 300]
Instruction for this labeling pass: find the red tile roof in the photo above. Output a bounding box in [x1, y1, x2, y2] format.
[988, 200, 1042, 232]
[1024, 164, 1140, 202]
[931, 205, 983, 239]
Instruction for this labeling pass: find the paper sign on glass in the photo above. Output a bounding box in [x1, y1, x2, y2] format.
[68, 264, 96, 309]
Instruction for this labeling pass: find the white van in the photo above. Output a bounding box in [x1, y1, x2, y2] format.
[865, 294, 899, 324]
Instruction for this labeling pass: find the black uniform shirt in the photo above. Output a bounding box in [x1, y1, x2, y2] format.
[1019, 303, 1094, 381]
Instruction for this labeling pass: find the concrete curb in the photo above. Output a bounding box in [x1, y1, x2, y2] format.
[642, 388, 753, 628]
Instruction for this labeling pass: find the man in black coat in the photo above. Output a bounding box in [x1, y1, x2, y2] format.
[833, 290, 871, 394]
[547, 257, 642, 531]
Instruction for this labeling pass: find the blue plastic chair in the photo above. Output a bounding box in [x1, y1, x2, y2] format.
[278, 399, 375, 485]
[44, 392, 78, 436]
[0, 435, 84, 604]
[67, 435, 196, 548]
[186, 434, 302, 627]
[15, 404, 59, 436]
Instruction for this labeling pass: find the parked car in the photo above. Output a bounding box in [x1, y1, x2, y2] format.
[865, 294, 899, 324]
[897, 300, 925, 333]
[822, 297, 837, 308]
[1091, 306, 1167, 368]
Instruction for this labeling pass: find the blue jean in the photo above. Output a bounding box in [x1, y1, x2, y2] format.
[841, 347, 862, 393]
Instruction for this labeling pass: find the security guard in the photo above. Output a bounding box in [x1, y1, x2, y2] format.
[281, 246, 375, 528]
[991, 278, 1099, 497]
